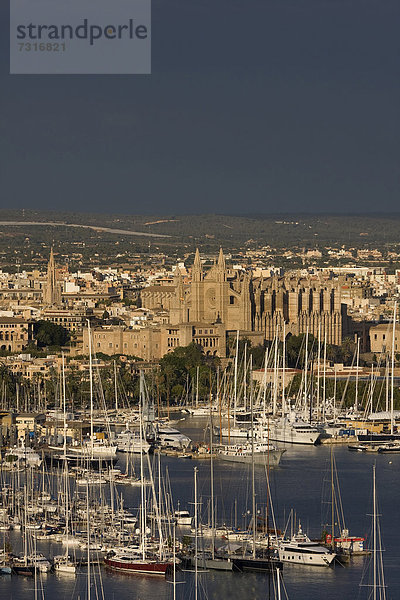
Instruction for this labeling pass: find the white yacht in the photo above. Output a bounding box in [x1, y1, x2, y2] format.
[156, 425, 191, 449]
[217, 442, 285, 466]
[278, 525, 337, 567]
[76, 471, 107, 485]
[68, 438, 117, 457]
[256, 416, 321, 445]
[116, 429, 151, 453]
[174, 510, 192, 526]
[4, 445, 42, 467]
[217, 425, 250, 438]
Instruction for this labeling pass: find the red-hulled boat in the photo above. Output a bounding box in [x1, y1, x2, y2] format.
[104, 551, 176, 575]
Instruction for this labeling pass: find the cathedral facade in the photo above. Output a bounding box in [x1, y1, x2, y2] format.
[169, 248, 252, 331]
[141, 249, 345, 351]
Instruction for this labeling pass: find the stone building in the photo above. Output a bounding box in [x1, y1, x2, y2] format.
[369, 323, 400, 356]
[41, 307, 87, 335]
[0, 317, 34, 352]
[82, 321, 227, 360]
[83, 325, 162, 361]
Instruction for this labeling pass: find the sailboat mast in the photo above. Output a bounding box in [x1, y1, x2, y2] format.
[114, 360, 118, 412]
[139, 374, 146, 560]
[355, 337, 360, 413]
[194, 466, 199, 600]
[323, 329, 327, 421]
[373, 464, 377, 600]
[276, 567, 282, 600]
[317, 322, 321, 420]
[87, 319, 94, 458]
[273, 335, 278, 416]
[304, 327, 309, 420]
[62, 353, 67, 460]
[86, 481, 91, 600]
[244, 342, 247, 412]
[173, 519, 176, 600]
[233, 330, 239, 424]
[390, 302, 397, 435]
[210, 380, 215, 559]
[282, 322, 286, 414]
[262, 347, 269, 419]
[250, 356, 256, 559]
[331, 447, 335, 547]
[195, 366, 199, 408]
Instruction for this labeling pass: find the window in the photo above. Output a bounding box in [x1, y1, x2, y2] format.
[230, 296, 235, 304]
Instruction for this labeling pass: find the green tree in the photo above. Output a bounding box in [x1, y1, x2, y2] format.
[158, 343, 220, 403]
[33, 320, 70, 348]
[339, 337, 357, 366]
[286, 334, 317, 368]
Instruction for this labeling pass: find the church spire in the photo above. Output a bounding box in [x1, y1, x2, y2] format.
[44, 247, 61, 306]
[215, 247, 226, 282]
[217, 247, 226, 271]
[192, 248, 203, 282]
[49, 246, 55, 270]
[194, 248, 201, 270]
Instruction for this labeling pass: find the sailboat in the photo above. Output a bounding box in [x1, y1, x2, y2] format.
[104, 371, 177, 576]
[323, 448, 365, 556]
[218, 355, 286, 466]
[357, 302, 400, 447]
[359, 464, 388, 599]
[256, 329, 322, 445]
[47, 342, 117, 469]
[70, 321, 117, 457]
[54, 367, 77, 573]
[229, 374, 283, 574]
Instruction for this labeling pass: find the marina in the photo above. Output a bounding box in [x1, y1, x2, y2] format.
[0, 414, 399, 599]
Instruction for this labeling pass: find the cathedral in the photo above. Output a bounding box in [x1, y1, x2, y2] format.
[142, 249, 344, 350]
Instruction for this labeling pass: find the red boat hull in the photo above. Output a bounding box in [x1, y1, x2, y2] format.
[104, 557, 171, 575]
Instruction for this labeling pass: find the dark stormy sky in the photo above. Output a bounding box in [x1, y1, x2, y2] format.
[1, 0, 399, 215]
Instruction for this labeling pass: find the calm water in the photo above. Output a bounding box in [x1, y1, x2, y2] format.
[1, 418, 399, 600]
